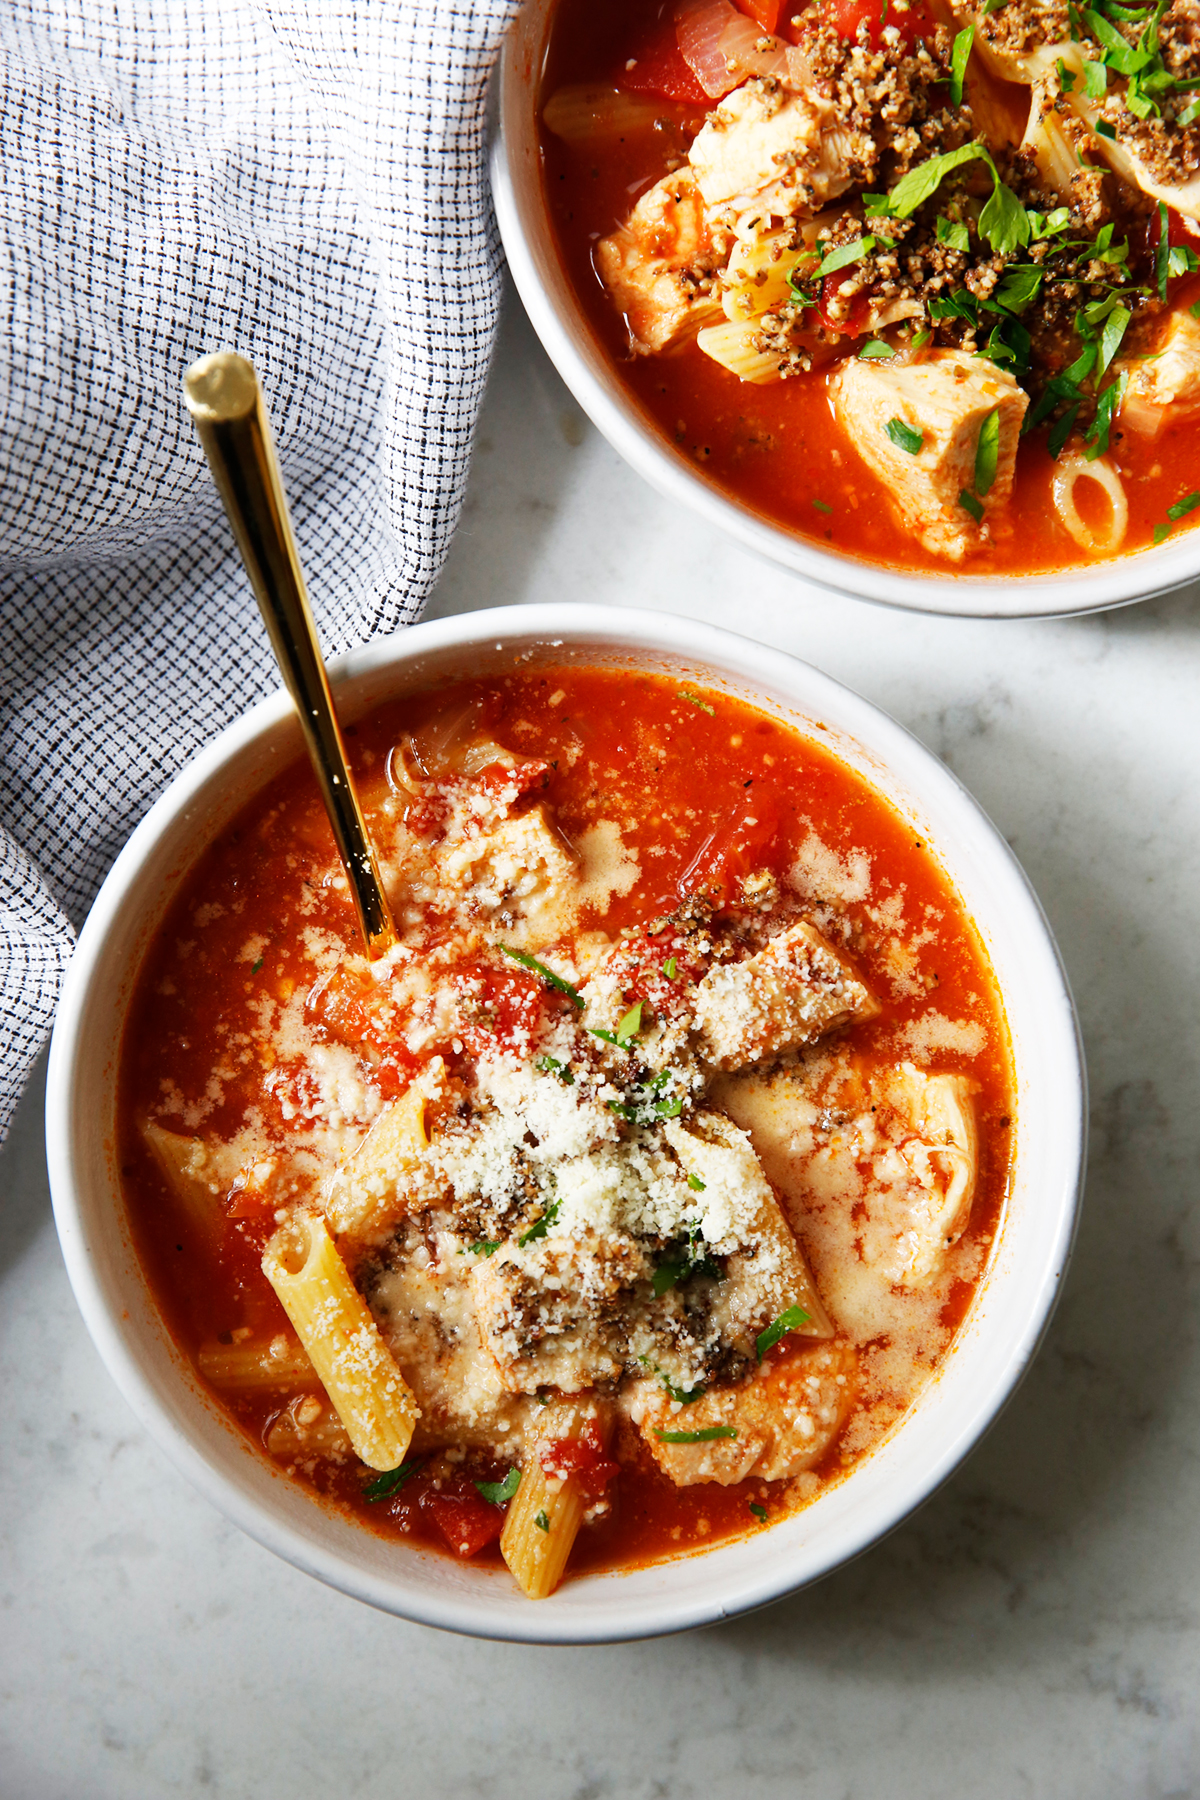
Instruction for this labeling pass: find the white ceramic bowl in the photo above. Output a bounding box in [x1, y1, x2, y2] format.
[46, 605, 1085, 1642]
[492, 2, 1196, 619]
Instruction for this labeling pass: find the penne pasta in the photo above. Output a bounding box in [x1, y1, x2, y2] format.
[500, 1396, 611, 1600]
[265, 1395, 353, 1459]
[197, 1332, 318, 1391]
[542, 83, 665, 145]
[262, 1212, 420, 1471]
[696, 320, 784, 384]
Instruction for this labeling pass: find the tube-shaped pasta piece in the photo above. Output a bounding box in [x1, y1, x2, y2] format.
[262, 1212, 419, 1471]
[697, 320, 784, 384]
[1020, 79, 1084, 203]
[197, 1332, 317, 1391]
[722, 226, 802, 322]
[542, 83, 665, 144]
[500, 1396, 611, 1600]
[142, 1119, 247, 1245]
[1052, 454, 1128, 554]
[265, 1396, 353, 1459]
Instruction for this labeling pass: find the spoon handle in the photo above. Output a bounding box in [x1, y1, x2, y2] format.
[183, 352, 396, 960]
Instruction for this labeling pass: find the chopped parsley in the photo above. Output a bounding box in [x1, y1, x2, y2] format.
[364, 1459, 423, 1502]
[475, 1467, 521, 1505]
[535, 1509, 550, 1532]
[974, 408, 1000, 498]
[470, 1239, 501, 1257]
[858, 340, 894, 360]
[499, 945, 583, 1009]
[749, 1502, 769, 1523]
[812, 498, 833, 513]
[1168, 491, 1200, 519]
[885, 417, 924, 455]
[608, 1064, 684, 1126]
[814, 235, 875, 278]
[1095, 117, 1117, 138]
[1057, 56, 1078, 90]
[1153, 521, 1172, 544]
[590, 1000, 644, 1048]
[652, 1223, 722, 1296]
[250, 954, 264, 974]
[959, 489, 985, 523]
[518, 1198, 561, 1246]
[888, 143, 1030, 256]
[536, 1053, 574, 1085]
[936, 213, 970, 254]
[656, 1426, 738, 1443]
[681, 690, 715, 716]
[664, 956, 678, 979]
[686, 1173, 707, 1191]
[756, 1305, 812, 1361]
[949, 25, 973, 106]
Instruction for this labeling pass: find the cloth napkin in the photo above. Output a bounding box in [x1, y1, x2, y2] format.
[0, 0, 518, 1140]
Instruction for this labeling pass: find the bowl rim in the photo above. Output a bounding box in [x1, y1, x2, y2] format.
[45, 602, 1087, 1642]
[490, 3, 1196, 620]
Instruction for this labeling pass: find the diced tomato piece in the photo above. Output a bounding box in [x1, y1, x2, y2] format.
[824, 0, 936, 49]
[817, 274, 872, 336]
[735, 0, 783, 26]
[540, 1423, 620, 1506]
[420, 1479, 505, 1558]
[472, 759, 552, 801]
[454, 956, 553, 1056]
[307, 969, 420, 1078]
[675, 794, 783, 907]
[600, 927, 708, 1020]
[616, 13, 711, 102]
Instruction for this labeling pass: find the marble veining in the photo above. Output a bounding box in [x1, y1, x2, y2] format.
[2, 290, 1199, 1799]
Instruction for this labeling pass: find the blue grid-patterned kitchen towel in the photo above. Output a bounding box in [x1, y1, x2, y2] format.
[0, 0, 518, 1139]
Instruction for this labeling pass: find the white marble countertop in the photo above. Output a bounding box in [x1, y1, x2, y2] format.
[4, 289, 1200, 1799]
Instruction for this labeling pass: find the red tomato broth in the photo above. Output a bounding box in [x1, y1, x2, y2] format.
[118, 666, 1013, 1582]
[537, 0, 1200, 576]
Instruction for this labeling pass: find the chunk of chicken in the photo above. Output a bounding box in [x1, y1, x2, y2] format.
[687, 78, 857, 215]
[595, 170, 727, 354]
[719, 1056, 979, 1290]
[469, 1230, 649, 1393]
[371, 1250, 537, 1452]
[663, 1109, 834, 1340]
[832, 351, 1027, 561]
[690, 920, 877, 1071]
[633, 1339, 857, 1486]
[1119, 309, 1200, 437]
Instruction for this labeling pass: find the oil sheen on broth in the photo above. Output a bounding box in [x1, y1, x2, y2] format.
[538, 0, 1200, 575]
[119, 668, 1013, 1598]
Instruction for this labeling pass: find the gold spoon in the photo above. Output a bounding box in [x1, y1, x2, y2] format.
[183, 351, 396, 959]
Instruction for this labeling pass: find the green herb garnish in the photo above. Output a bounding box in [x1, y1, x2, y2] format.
[749, 1502, 768, 1523]
[812, 498, 833, 513]
[936, 213, 970, 253]
[590, 999, 644, 1049]
[959, 489, 985, 523]
[885, 418, 924, 454]
[518, 1199, 561, 1247]
[1153, 521, 1172, 544]
[656, 1426, 738, 1443]
[664, 956, 678, 979]
[686, 1173, 706, 1191]
[756, 1305, 812, 1361]
[536, 1053, 574, 1084]
[950, 25, 973, 105]
[973, 408, 1000, 497]
[535, 1510, 550, 1532]
[251, 955, 264, 974]
[470, 1239, 501, 1257]
[681, 691, 715, 716]
[888, 143, 1030, 256]
[364, 1459, 423, 1502]
[814, 236, 875, 278]
[499, 945, 583, 1008]
[475, 1468, 521, 1505]
[1168, 491, 1200, 519]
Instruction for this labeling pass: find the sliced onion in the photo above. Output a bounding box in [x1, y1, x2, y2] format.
[676, 0, 746, 98]
[718, 11, 790, 80]
[1051, 455, 1129, 555]
[784, 43, 817, 86]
